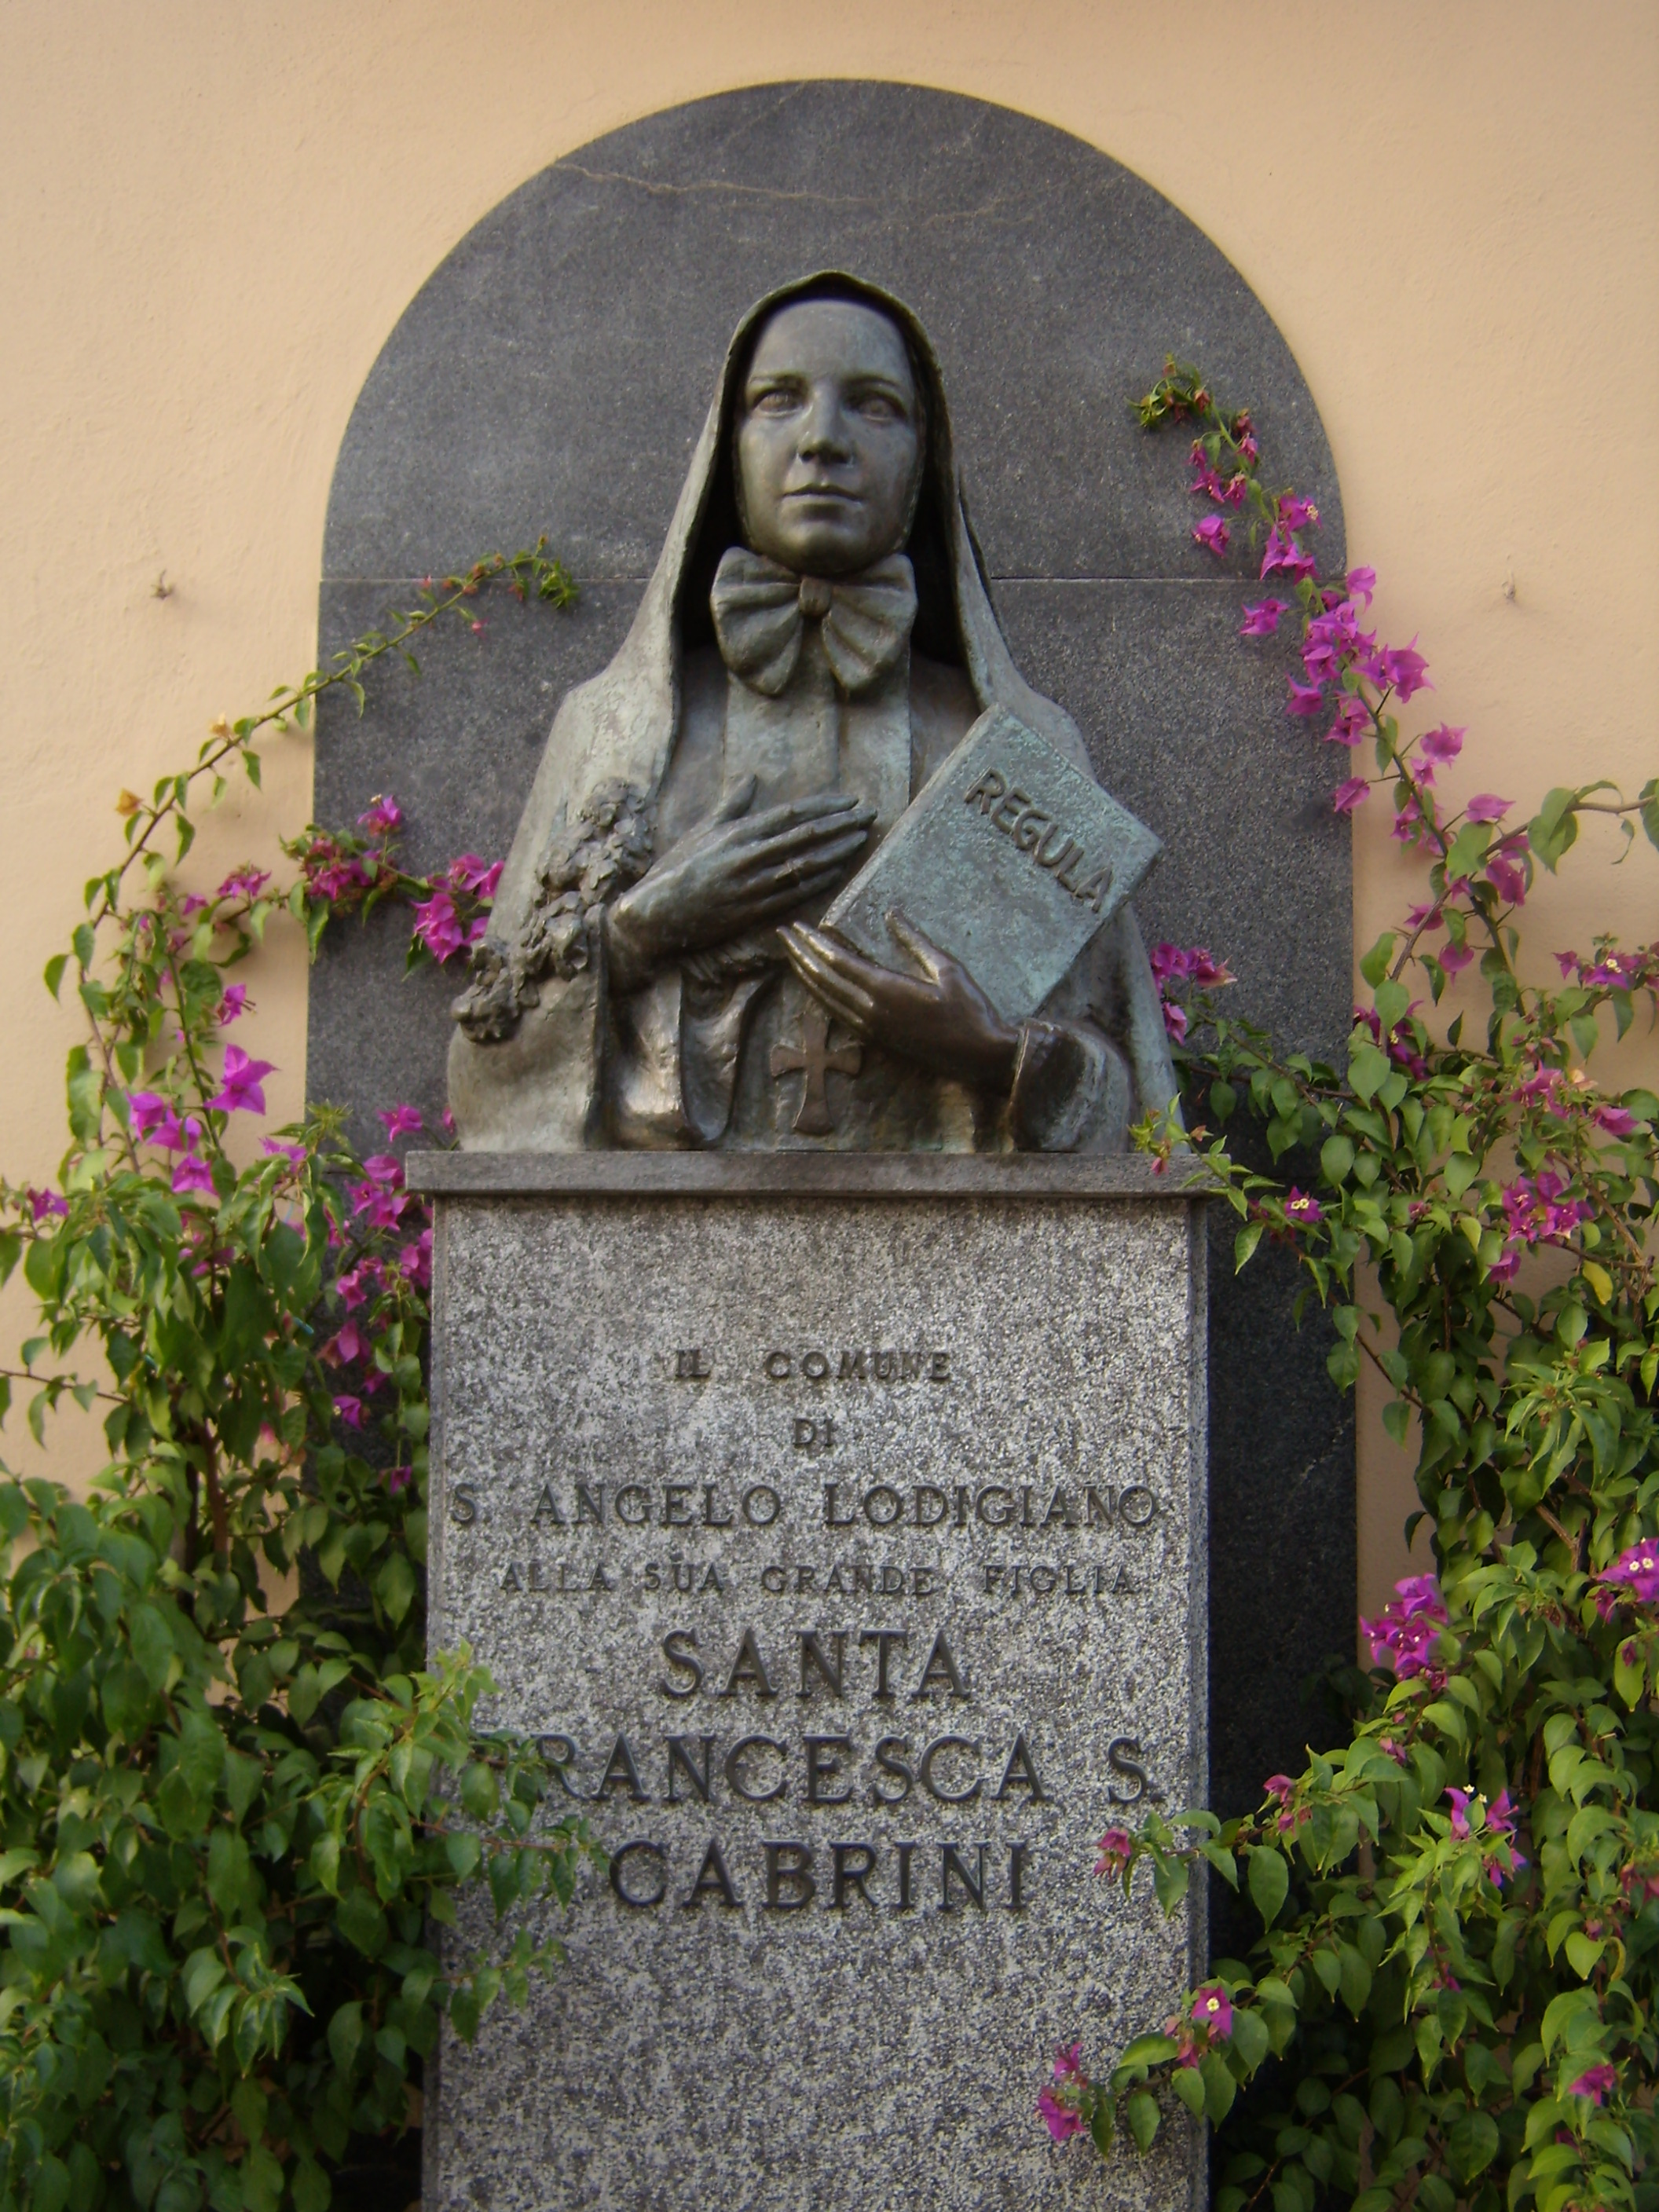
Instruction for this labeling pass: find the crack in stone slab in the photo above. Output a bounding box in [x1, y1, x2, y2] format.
[550, 159, 1029, 233]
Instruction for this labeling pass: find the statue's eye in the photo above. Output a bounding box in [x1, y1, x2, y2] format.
[854, 390, 904, 423]
[750, 386, 802, 416]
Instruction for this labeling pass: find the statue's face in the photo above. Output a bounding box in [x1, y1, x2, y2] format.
[736, 299, 922, 576]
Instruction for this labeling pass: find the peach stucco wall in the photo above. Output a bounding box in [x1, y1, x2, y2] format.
[2, 2, 1655, 1615]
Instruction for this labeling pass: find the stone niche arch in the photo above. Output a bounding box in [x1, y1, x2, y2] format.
[311, 81, 1353, 1819]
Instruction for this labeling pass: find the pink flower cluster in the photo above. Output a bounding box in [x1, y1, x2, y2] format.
[411, 854, 503, 965]
[1159, 1983, 1235, 2071]
[1263, 1773, 1308, 1834]
[1148, 943, 1234, 1041]
[126, 1046, 274, 1199]
[1486, 1169, 1594, 1284]
[1188, 441, 1249, 510]
[1094, 1826, 1133, 1877]
[1569, 2061, 1617, 2106]
[1446, 1786, 1528, 1887]
[1361, 1573, 1448, 1681]
[1556, 943, 1659, 994]
[1599, 1540, 1659, 1605]
[1356, 1005, 1429, 1079]
[1037, 2042, 1089, 2143]
[321, 1103, 435, 1476]
[297, 833, 380, 906]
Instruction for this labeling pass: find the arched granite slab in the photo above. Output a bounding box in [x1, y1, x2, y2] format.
[310, 79, 1354, 1835]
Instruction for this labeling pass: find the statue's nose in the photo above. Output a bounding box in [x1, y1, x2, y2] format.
[798, 400, 852, 463]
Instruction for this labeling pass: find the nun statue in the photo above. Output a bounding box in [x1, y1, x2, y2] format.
[449, 273, 1177, 1154]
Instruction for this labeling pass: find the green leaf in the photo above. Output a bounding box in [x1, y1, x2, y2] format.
[1172, 2064, 1207, 2116]
[1320, 1135, 1354, 1184]
[1234, 1221, 1264, 1272]
[1126, 2089, 1160, 2151]
[1447, 2108, 1500, 2183]
[1247, 1847, 1289, 1928]
[1349, 1042, 1391, 1104]
[1089, 2091, 1114, 2156]
[328, 1999, 364, 2075]
[1358, 934, 1396, 987]
[335, 1886, 387, 1960]
[1338, 1944, 1372, 2016]
[1199, 2049, 1236, 2122]
[1117, 2033, 1179, 2070]
[31, 2156, 71, 2212]
[1229, 2006, 1271, 2071]
[1564, 1930, 1606, 1979]
[374, 1548, 417, 1624]
[291, 2162, 331, 2212]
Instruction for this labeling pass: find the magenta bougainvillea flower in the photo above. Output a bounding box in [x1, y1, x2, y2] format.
[1361, 1576, 1448, 1679]
[1324, 694, 1370, 748]
[218, 984, 250, 1024]
[1259, 526, 1316, 582]
[1148, 944, 1232, 989]
[216, 867, 271, 902]
[1094, 1827, 1133, 1877]
[1286, 678, 1325, 716]
[1364, 639, 1432, 699]
[1465, 793, 1513, 823]
[209, 1046, 276, 1115]
[357, 793, 405, 836]
[1569, 2063, 1617, 2105]
[1282, 1188, 1323, 1225]
[1419, 723, 1465, 764]
[171, 1155, 216, 1198]
[1331, 777, 1369, 814]
[447, 855, 504, 898]
[1036, 2043, 1089, 2141]
[1345, 564, 1376, 604]
[1192, 515, 1231, 557]
[1192, 1985, 1233, 2039]
[1602, 1541, 1659, 1602]
[1037, 2089, 1082, 2143]
[411, 885, 467, 963]
[1239, 598, 1289, 637]
[379, 1104, 424, 1139]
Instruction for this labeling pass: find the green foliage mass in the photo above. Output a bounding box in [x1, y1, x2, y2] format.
[0, 551, 595, 2212]
[1044, 364, 1659, 2212]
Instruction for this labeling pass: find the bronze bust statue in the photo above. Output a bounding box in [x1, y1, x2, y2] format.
[449, 273, 1176, 1152]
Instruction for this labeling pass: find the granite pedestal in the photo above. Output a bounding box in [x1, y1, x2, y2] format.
[414, 1153, 1207, 2212]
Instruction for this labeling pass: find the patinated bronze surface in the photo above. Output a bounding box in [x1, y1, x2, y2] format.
[448, 275, 1177, 1153]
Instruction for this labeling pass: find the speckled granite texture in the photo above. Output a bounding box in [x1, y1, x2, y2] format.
[426, 1174, 1207, 2210]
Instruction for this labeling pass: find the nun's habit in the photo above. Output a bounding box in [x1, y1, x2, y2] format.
[449, 274, 1177, 1152]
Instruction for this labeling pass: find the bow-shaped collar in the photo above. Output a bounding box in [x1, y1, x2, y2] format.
[711, 548, 917, 698]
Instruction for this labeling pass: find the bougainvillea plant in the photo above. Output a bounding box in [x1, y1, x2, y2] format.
[1037, 364, 1658, 2212]
[0, 549, 602, 2212]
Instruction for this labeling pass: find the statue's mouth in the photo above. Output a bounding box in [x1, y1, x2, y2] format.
[785, 484, 862, 504]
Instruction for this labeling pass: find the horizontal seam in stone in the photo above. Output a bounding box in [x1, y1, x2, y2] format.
[318, 572, 1250, 589]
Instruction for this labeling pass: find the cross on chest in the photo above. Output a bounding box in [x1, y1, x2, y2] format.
[770, 999, 862, 1136]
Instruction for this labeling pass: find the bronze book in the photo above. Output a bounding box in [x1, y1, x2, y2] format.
[822, 704, 1162, 1022]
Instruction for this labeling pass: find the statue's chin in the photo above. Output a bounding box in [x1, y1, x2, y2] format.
[750, 520, 895, 577]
